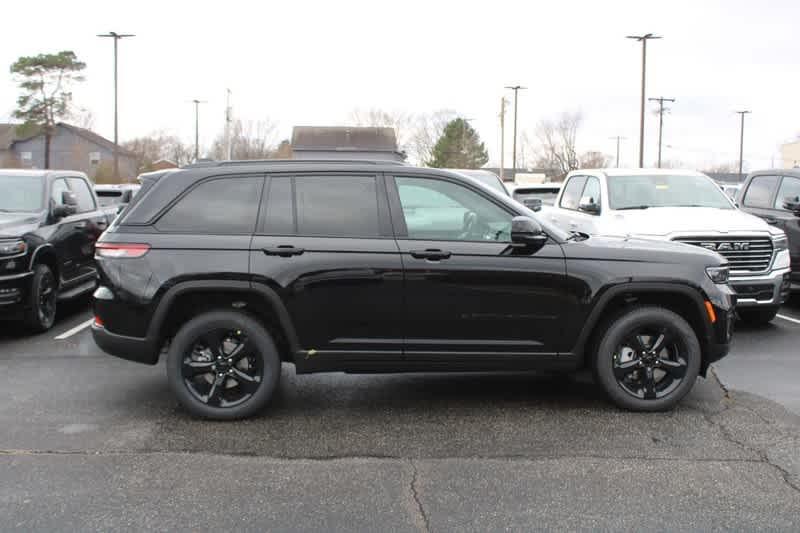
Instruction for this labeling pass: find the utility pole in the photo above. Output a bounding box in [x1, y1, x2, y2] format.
[224, 89, 233, 160]
[505, 85, 526, 178]
[191, 99, 207, 162]
[499, 96, 507, 181]
[648, 97, 675, 168]
[626, 33, 661, 168]
[609, 136, 626, 167]
[98, 31, 135, 182]
[735, 110, 751, 179]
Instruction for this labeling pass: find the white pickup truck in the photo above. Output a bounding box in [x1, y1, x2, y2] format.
[546, 168, 791, 324]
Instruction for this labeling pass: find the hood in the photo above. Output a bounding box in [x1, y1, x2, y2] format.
[566, 233, 724, 267]
[0, 212, 42, 239]
[602, 207, 775, 237]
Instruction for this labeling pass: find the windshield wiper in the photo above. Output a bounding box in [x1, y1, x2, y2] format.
[616, 205, 650, 210]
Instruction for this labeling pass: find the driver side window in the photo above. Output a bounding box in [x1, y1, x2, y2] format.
[396, 177, 512, 242]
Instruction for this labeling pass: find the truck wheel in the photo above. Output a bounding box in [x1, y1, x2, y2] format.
[737, 306, 779, 326]
[166, 310, 281, 420]
[592, 307, 701, 412]
[23, 264, 58, 333]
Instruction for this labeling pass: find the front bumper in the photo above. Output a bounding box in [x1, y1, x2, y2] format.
[0, 271, 34, 317]
[729, 268, 791, 308]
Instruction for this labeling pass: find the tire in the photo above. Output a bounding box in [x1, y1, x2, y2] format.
[166, 310, 281, 420]
[592, 306, 701, 412]
[737, 306, 779, 326]
[23, 264, 58, 333]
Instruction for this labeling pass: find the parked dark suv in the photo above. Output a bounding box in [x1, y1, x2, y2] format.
[737, 169, 799, 294]
[92, 161, 734, 419]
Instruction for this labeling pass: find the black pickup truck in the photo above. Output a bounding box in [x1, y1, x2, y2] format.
[0, 170, 115, 331]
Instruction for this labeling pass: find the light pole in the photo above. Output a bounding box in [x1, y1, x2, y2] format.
[735, 110, 751, 179]
[648, 97, 675, 168]
[98, 31, 135, 182]
[626, 33, 661, 168]
[191, 99, 207, 161]
[505, 85, 526, 177]
[609, 136, 626, 167]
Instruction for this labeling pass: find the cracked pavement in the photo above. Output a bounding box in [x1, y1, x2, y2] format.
[2, 302, 800, 531]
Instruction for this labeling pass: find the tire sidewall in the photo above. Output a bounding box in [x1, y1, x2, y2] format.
[166, 311, 281, 420]
[593, 307, 701, 412]
[25, 264, 57, 332]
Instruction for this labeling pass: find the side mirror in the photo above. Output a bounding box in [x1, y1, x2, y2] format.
[783, 195, 800, 215]
[63, 190, 78, 206]
[120, 190, 133, 203]
[511, 216, 548, 250]
[52, 191, 78, 219]
[522, 198, 543, 212]
[578, 196, 600, 215]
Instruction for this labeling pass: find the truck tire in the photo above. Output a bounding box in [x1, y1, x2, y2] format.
[23, 264, 58, 333]
[737, 306, 779, 326]
[166, 310, 281, 420]
[592, 306, 701, 412]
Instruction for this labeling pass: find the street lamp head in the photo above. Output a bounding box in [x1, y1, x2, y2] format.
[98, 32, 135, 39]
[626, 33, 662, 41]
[504, 85, 527, 91]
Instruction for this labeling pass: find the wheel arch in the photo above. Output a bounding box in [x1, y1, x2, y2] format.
[30, 244, 60, 286]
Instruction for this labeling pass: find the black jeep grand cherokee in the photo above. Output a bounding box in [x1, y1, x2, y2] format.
[92, 160, 734, 420]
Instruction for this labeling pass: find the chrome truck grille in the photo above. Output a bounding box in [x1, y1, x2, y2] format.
[672, 237, 773, 273]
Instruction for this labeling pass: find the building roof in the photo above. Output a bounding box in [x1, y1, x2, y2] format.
[291, 126, 402, 154]
[0, 122, 135, 157]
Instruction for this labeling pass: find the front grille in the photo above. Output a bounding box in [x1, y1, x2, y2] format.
[673, 237, 773, 273]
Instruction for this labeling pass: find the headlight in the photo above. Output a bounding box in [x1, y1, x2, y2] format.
[706, 266, 730, 284]
[0, 240, 26, 256]
[772, 234, 788, 252]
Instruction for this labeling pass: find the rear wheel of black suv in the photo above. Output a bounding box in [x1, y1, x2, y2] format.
[166, 310, 281, 420]
[592, 307, 701, 412]
[737, 306, 779, 326]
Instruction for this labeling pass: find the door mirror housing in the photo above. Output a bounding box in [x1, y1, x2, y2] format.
[52, 191, 78, 219]
[120, 189, 133, 203]
[578, 196, 600, 214]
[783, 195, 800, 215]
[511, 216, 548, 250]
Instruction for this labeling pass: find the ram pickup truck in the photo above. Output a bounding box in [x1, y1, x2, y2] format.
[0, 170, 115, 331]
[546, 168, 790, 324]
[92, 160, 734, 420]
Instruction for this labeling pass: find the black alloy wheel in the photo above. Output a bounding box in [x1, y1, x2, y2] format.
[612, 326, 688, 400]
[24, 264, 58, 332]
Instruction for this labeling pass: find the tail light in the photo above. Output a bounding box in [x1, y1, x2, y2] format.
[95, 242, 151, 259]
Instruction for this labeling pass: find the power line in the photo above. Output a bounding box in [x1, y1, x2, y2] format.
[648, 97, 675, 168]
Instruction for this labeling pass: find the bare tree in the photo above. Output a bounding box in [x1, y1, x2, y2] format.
[702, 162, 738, 174]
[348, 108, 413, 158]
[209, 119, 278, 160]
[531, 111, 582, 178]
[122, 132, 193, 171]
[70, 107, 95, 130]
[579, 151, 609, 169]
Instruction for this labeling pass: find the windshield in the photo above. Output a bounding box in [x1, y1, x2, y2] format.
[608, 174, 733, 210]
[0, 175, 44, 212]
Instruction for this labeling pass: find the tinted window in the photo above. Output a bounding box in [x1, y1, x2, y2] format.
[50, 179, 69, 208]
[396, 177, 512, 241]
[295, 176, 379, 237]
[67, 178, 96, 213]
[582, 177, 601, 204]
[262, 177, 295, 235]
[513, 187, 560, 206]
[156, 177, 262, 234]
[775, 176, 800, 209]
[560, 176, 587, 210]
[743, 175, 779, 208]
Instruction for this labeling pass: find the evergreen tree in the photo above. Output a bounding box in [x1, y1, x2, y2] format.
[426, 118, 489, 169]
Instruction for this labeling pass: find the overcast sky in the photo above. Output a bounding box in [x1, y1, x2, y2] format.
[2, 0, 798, 170]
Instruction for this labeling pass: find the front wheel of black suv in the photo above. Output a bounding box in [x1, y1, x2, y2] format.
[23, 264, 58, 333]
[166, 310, 282, 420]
[592, 307, 701, 412]
[737, 306, 779, 326]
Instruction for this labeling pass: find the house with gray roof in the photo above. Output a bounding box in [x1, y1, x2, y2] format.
[291, 126, 406, 162]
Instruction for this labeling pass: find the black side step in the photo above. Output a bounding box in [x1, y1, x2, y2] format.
[57, 280, 96, 301]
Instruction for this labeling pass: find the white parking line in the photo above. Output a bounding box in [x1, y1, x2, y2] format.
[54, 318, 95, 340]
[776, 314, 800, 325]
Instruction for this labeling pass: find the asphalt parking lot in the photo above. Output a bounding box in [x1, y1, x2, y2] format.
[1, 297, 800, 531]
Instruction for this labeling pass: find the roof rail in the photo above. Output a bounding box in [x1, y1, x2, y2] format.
[182, 159, 409, 169]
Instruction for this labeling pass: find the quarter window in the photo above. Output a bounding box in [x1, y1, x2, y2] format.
[295, 176, 380, 237]
[156, 177, 262, 234]
[66, 178, 96, 213]
[395, 177, 512, 241]
[743, 175, 779, 208]
[775, 176, 800, 210]
[560, 176, 587, 210]
[262, 177, 295, 235]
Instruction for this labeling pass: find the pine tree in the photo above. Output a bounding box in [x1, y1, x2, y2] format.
[426, 118, 489, 169]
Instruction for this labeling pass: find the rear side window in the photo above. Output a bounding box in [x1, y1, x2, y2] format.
[294, 175, 380, 237]
[66, 178, 96, 213]
[560, 176, 587, 210]
[156, 177, 262, 234]
[775, 176, 800, 209]
[743, 175, 779, 208]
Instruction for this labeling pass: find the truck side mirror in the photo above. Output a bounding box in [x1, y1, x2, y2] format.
[783, 195, 800, 215]
[120, 190, 133, 203]
[52, 191, 78, 218]
[578, 196, 600, 215]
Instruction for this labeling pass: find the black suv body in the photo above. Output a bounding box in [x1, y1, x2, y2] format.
[1, 170, 113, 331]
[737, 169, 800, 293]
[92, 161, 734, 419]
